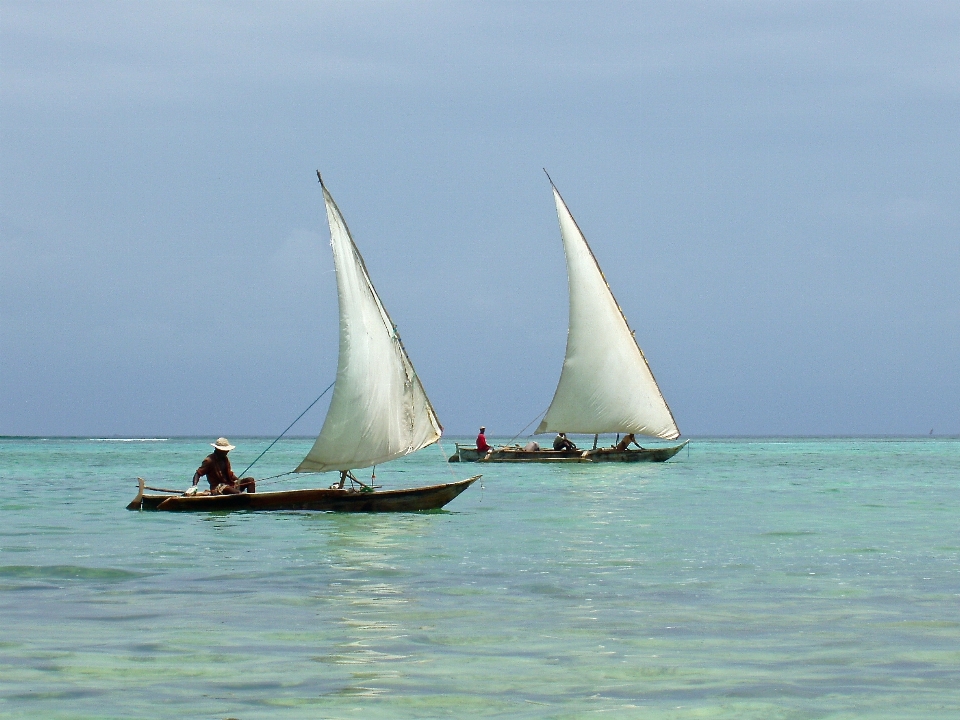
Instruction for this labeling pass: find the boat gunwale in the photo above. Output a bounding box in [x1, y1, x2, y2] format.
[129, 475, 481, 512]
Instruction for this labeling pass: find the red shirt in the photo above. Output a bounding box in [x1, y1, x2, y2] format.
[477, 433, 491, 452]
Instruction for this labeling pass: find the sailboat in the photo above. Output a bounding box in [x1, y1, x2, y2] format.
[451, 174, 687, 464]
[129, 174, 480, 511]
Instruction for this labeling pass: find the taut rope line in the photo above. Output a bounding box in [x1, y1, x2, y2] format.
[504, 405, 550, 446]
[238, 379, 336, 478]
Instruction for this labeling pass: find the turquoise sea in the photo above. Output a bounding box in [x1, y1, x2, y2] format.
[1, 436, 958, 719]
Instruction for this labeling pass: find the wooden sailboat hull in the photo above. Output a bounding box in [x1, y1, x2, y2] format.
[474, 447, 587, 463]
[448, 442, 687, 463]
[448, 445, 586, 463]
[448, 446, 487, 462]
[582, 441, 688, 462]
[128, 476, 481, 513]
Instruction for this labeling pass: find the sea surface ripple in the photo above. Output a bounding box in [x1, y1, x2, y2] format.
[0, 436, 958, 718]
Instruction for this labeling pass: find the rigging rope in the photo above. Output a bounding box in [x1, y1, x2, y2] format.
[253, 470, 326, 488]
[436, 438, 462, 479]
[504, 405, 550, 446]
[435, 438, 484, 496]
[238, 379, 336, 478]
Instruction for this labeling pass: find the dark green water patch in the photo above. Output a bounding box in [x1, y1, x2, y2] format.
[6, 689, 106, 701]
[523, 582, 576, 599]
[0, 565, 145, 582]
[760, 531, 817, 537]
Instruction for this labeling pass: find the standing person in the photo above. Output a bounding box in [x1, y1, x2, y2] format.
[476, 427, 492, 453]
[192, 437, 256, 495]
[553, 432, 577, 451]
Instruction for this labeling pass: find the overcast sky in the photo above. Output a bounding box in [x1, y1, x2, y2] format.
[2, 1, 958, 437]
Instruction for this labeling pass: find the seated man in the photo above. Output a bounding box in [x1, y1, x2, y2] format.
[477, 426, 492, 453]
[193, 437, 256, 495]
[615, 433, 643, 451]
[553, 432, 577, 451]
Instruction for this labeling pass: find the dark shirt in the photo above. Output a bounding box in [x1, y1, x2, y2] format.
[553, 435, 576, 451]
[194, 451, 238, 490]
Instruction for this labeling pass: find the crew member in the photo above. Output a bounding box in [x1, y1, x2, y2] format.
[553, 432, 577, 451]
[615, 433, 643, 451]
[477, 427, 492, 453]
[193, 437, 256, 495]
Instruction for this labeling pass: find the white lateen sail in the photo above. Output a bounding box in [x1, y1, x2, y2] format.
[296, 181, 443, 473]
[536, 183, 680, 440]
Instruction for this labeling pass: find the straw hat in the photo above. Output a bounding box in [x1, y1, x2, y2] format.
[211, 437, 236, 452]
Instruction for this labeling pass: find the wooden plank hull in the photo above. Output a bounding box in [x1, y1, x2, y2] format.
[128, 476, 481, 513]
[448, 441, 688, 463]
[481, 448, 587, 463]
[447, 445, 586, 463]
[582, 441, 688, 462]
[447, 445, 486, 462]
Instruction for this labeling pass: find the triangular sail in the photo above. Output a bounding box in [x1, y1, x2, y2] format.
[296, 181, 442, 473]
[536, 183, 680, 440]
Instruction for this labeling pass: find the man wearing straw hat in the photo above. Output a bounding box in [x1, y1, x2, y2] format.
[192, 438, 256, 495]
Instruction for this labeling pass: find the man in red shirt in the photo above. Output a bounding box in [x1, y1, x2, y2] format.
[192, 437, 256, 495]
[476, 427, 492, 453]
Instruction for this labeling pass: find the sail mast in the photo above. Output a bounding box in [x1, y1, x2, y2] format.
[536, 174, 680, 440]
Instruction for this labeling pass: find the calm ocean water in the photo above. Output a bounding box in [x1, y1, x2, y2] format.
[0, 436, 958, 719]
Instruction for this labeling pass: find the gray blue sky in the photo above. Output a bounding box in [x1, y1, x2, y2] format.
[2, 1, 958, 437]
